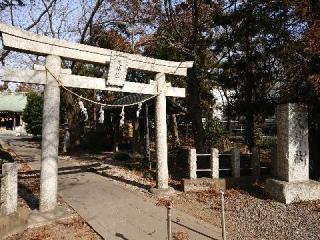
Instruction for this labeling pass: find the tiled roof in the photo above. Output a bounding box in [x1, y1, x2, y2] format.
[111, 94, 153, 106]
[0, 92, 27, 113]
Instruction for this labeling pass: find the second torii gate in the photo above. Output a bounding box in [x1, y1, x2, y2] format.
[0, 23, 193, 213]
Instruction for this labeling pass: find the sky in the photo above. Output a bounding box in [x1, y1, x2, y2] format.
[0, 0, 96, 90]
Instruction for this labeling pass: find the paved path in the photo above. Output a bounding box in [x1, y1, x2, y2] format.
[1, 136, 222, 240]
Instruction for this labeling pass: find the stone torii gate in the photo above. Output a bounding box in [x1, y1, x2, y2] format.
[0, 23, 193, 213]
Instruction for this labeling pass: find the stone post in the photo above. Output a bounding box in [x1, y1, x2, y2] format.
[276, 103, 309, 182]
[188, 148, 197, 179]
[210, 148, 219, 179]
[251, 147, 260, 178]
[265, 103, 320, 204]
[39, 55, 61, 212]
[155, 73, 168, 189]
[231, 148, 240, 178]
[1, 162, 17, 215]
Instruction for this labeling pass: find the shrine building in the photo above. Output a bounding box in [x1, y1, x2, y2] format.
[0, 92, 27, 131]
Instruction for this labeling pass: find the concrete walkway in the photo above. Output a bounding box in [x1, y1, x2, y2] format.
[1, 137, 222, 240]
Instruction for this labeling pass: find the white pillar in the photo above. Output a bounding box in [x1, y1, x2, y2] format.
[210, 148, 219, 179]
[231, 148, 240, 178]
[155, 73, 168, 189]
[39, 55, 61, 212]
[188, 148, 197, 179]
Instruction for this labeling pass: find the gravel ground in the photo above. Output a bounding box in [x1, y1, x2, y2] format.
[168, 188, 320, 240]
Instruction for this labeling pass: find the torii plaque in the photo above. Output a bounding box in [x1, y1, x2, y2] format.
[0, 23, 193, 212]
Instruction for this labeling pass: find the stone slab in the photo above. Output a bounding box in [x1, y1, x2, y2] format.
[182, 177, 255, 192]
[0, 208, 29, 239]
[265, 178, 320, 204]
[149, 187, 176, 197]
[27, 206, 70, 229]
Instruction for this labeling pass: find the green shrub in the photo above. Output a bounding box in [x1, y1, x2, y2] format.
[23, 92, 43, 136]
[257, 136, 277, 149]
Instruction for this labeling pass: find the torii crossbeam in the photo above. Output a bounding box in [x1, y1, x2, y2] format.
[0, 23, 193, 213]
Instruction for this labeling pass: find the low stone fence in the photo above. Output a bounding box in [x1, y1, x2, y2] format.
[1, 162, 18, 216]
[188, 148, 219, 179]
[184, 147, 264, 191]
[188, 147, 261, 179]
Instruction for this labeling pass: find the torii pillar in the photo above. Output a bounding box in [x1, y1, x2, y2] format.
[155, 73, 168, 190]
[0, 22, 193, 201]
[39, 55, 61, 212]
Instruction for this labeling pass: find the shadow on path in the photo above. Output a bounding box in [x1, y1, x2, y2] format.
[115, 233, 129, 240]
[172, 220, 219, 240]
[18, 163, 109, 179]
[18, 182, 39, 210]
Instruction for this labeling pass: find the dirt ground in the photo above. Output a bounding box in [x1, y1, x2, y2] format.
[4, 158, 102, 240]
[5, 214, 102, 240]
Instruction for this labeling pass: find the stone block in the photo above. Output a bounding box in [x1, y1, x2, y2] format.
[27, 206, 70, 228]
[276, 103, 309, 182]
[1, 162, 18, 216]
[182, 177, 255, 192]
[265, 178, 320, 204]
[149, 187, 175, 197]
[0, 208, 29, 238]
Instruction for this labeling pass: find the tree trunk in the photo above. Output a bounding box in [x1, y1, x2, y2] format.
[63, 91, 82, 154]
[170, 114, 180, 146]
[245, 111, 255, 151]
[187, 67, 205, 153]
[309, 106, 320, 180]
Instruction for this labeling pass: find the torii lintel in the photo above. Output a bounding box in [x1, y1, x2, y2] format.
[0, 23, 193, 86]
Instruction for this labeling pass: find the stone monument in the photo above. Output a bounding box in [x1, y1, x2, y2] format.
[265, 103, 320, 204]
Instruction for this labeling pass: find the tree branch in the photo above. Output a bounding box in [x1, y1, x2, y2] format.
[0, 0, 57, 65]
